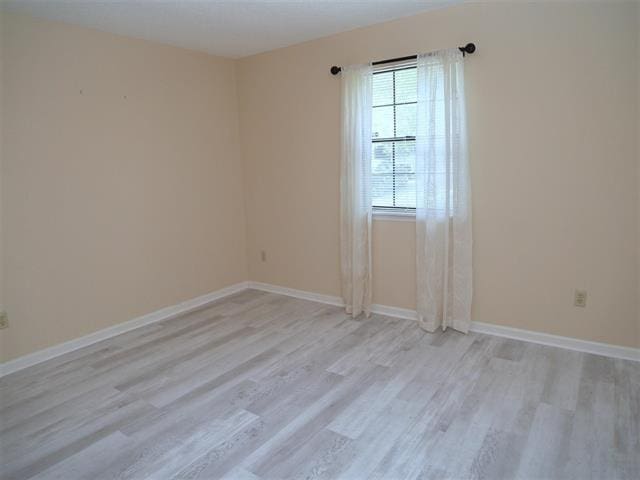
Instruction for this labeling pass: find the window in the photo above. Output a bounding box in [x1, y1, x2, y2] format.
[372, 63, 417, 211]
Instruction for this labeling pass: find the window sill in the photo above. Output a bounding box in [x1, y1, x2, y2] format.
[372, 209, 416, 222]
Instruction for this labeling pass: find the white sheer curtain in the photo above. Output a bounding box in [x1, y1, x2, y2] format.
[340, 63, 373, 317]
[416, 49, 472, 333]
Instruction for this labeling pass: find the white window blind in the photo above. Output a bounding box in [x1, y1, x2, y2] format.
[371, 62, 417, 210]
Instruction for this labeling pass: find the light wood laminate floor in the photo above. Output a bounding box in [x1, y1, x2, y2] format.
[1, 290, 639, 480]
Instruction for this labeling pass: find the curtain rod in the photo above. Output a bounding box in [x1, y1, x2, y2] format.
[329, 43, 476, 75]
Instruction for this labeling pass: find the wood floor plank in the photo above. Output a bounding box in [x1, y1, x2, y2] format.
[1, 289, 638, 480]
[28, 431, 133, 480]
[1, 397, 156, 480]
[514, 402, 575, 479]
[1, 386, 125, 459]
[95, 409, 258, 480]
[243, 363, 388, 478]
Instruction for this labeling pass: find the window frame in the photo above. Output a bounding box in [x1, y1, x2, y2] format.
[371, 62, 417, 217]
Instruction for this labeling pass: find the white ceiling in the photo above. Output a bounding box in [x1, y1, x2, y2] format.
[2, 0, 461, 58]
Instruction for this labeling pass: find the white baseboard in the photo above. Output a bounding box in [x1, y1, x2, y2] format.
[0, 281, 249, 377]
[248, 281, 639, 363]
[470, 321, 639, 363]
[2, 279, 637, 377]
[247, 281, 418, 320]
[370, 303, 418, 321]
[248, 281, 344, 308]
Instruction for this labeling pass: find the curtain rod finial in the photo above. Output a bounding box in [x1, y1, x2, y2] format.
[330, 66, 342, 75]
[459, 43, 476, 56]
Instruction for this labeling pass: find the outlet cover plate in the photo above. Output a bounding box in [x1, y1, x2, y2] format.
[574, 290, 587, 308]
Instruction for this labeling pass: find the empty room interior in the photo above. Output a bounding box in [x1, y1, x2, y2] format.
[1, 0, 639, 479]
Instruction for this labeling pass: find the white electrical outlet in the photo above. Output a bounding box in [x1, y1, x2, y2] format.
[574, 290, 587, 308]
[260, 250, 267, 262]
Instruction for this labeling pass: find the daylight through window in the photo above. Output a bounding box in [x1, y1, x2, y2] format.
[371, 63, 417, 210]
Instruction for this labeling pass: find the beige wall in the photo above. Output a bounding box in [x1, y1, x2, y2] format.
[0, 11, 5, 356]
[637, 3, 640, 348]
[0, 12, 248, 361]
[2, 2, 639, 363]
[238, 2, 640, 348]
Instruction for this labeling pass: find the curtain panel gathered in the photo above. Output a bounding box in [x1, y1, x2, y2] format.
[340, 63, 373, 317]
[416, 49, 472, 333]
[339, 50, 472, 328]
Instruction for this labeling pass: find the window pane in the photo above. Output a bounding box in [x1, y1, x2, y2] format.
[372, 142, 392, 174]
[372, 174, 394, 208]
[372, 106, 394, 139]
[395, 68, 417, 103]
[371, 140, 417, 209]
[370, 66, 417, 210]
[394, 174, 416, 208]
[372, 71, 393, 106]
[396, 140, 415, 174]
[395, 103, 416, 137]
